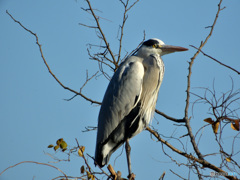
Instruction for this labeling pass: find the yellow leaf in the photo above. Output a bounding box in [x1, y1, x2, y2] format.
[226, 157, 231, 162]
[48, 144, 54, 148]
[60, 141, 68, 150]
[56, 138, 63, 145]
[86, 170, 92, 179]
[78, 146, 85, 157]
[212, 121, 220, 134]
[80, 165, 85, 174]
[204, 118, 214, 124]
[54, 145, 59, 151]
[231, 120, 240, 131]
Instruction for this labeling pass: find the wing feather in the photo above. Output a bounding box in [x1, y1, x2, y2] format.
[95, 56, 144, 166]
[97, 56, 144, 141]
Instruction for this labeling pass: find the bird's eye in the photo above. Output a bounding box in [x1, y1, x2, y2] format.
[152, 44, 156, 48]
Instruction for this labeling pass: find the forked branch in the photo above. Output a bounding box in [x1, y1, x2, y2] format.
[190, 45, 240, 75]
[184, 0, 225, 160]
[6, 10, 101, 105]
[146, 127, 238, 180]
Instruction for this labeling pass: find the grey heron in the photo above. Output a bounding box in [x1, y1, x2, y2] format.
[95, 38, 188, 175]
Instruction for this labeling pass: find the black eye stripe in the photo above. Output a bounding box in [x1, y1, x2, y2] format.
[142, 39, 159, 47]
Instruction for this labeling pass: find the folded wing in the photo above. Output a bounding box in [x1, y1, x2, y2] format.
[95, 56, 144, 167]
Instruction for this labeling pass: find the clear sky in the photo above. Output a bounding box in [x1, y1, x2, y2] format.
[1, 0, 240, 179]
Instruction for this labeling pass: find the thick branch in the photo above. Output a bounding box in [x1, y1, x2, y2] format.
[146, 127, 238, 180]
[184, 0, 224, 160]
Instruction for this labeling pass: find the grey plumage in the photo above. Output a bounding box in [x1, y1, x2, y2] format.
[95, 38, 188, 167]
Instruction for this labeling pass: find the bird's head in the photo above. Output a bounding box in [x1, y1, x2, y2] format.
[136, 38, 188, 57]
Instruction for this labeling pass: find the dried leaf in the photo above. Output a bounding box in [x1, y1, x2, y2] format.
[48, 144, 54, 148]
[80, 165, 85, 174]
[226, 157, 231, 162]
[107, 164, 117, 177]
[204, 118, 214, 124]
[78, 146, 85, 157]
[212, 121, 220, 134]
[54, 145, 60, 151]
[231, 120, 240, 131]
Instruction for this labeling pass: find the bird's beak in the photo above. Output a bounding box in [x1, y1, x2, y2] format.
[160, 45, 188, 55]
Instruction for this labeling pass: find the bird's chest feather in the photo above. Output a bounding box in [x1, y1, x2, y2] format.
[140, 55, 164, 124]
[142, 55, 164, 95]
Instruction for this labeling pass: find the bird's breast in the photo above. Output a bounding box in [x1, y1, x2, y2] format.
[140, 55, 164, 124]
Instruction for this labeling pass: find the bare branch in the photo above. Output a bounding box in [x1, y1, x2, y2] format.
[87, 49, 115, 70]
[170, 169, 187, 180]
[79, 23, 98, 29]
[155, 109, 185, 123]
[82, 71, 99, 92]
[128, 32, 146, 58]
[159, 171, 166, 180]
[0, 161, 68, 179]
[87, 154, 113, 179]
[6, 10, 101, 105]
[82, 126, 97, 132]
[65, 70, 99, 101]
[184, 0, 224, 160]
[146, 127, 238, 180]
[84, 0, 116, 65]
[75, 138, 95, 179]
[117, 0, 140, 65]
[189, 45, 240, 75]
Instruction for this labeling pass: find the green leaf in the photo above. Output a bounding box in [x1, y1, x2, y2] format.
[60, 141, 67, 150]
[56, 138, 63, 145]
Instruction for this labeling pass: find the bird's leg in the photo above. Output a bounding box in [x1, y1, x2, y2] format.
[125, 139, 132, 175]
[125, 139, 135, 179]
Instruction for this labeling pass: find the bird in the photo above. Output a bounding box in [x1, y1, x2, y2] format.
[95, 38, 188, 174]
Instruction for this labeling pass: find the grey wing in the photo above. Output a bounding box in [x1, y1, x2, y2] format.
[95, 56, 144, 166]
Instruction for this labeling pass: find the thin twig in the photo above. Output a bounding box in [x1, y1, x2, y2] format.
[155, 109, 185, 123]
[0, 161, 68, 179]
[170, 169, 187, 180]
[79, 23, 98, 29]
[6, 10, 101, 105]
[189, 45, 240, 75]
[159, 171, 166, 180]
[84, 0, 116, 64]
[75, 138, 93, 176]
[87, 154, 113, 179]
[146, 127, 238, 180]
[117, 0, 140, 65]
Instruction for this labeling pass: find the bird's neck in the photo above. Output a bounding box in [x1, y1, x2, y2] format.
[136, 47, 160, 59]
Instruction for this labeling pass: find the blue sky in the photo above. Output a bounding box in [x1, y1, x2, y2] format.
[1, 0, 240, 179]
